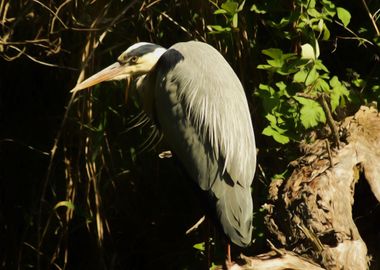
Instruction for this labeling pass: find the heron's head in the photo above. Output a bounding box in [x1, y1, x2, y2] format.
[71, 42, 167, 92]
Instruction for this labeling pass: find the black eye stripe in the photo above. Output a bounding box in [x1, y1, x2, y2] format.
[118, 55, 138, 64]
[118, 44, 164, 64]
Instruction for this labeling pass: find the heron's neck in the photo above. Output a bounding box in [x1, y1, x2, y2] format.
[135, 46, 167, 94]
[135, 47, 166, 86]
[135, 73, 156, 119]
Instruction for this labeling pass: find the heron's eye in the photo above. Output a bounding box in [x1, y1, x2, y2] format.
[130, 56, 138, 63]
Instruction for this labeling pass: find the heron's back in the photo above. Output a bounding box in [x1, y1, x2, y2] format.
[152, 41, 256, 246]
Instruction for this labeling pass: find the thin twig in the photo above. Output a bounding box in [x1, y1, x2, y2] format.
[267, 239, 285, 255]
[140, 0, 161, 11]
[37, 92, 77, 269]
[334, 21, 373, 47]
[160, 12, 194, 38]
[335, 35, 373, 46]
[50, 0, 72, 33]
[318, 94, 340, 148]
[7, 45, 77, 70]
[325, 139, 333, 168]
[36, 0, 142, 266]
[0, 138, 50, 156]
[32, 0, 68, 29]
[0, 39, 50, 45]
[76, 0, 140, 79]
[186, 215, 206, 234]
[2, 45, 25, 61]
[360, 0, 380, 36]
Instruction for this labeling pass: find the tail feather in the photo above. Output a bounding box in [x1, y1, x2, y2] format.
[211, 176, 253, 247]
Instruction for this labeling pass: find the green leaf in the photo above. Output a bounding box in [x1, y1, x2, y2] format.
[315, 60, 329, 72]
[352, 78, 364, 88]
[267, 59, 283, 68]
[294, 96, 326, 128]
[232, 13, 238, 28]
[257, 85, 280, 113]
[337, 7, 351, 27]
[264, 113, 290, 142]
[221, 1, 239, 15]
[329, 76, 339, 88]
[262, 48, 283, 59]
[265, 113, 277, 124]
[193, 242, 205, 251]
[322, 0, 336, 16]
[268, 17, 290, 28]
[257, 64, 273, 70]
[307, 8, 321, 18]
[54, 201, 75, 211]
[210, 25, 224, 31]
[277, 56, 305, 75]
[237, 0, 245, 12]
[272, 170, 288, 180]
[314, 39, 320, 58]
[262, 126, 290, 144]
[214, 9, 228, 14]
[322, 24, 330, 40]
[208, 25, 231, 33]
[209, 263, 219, 270]
[330, 92, 340, 112]
[250, 4, 267, 14]
[316, 78, 330, 92]
[305, 66, 319, 86]
[261, 48, 289, 69]
[258, 84, 275, 94]
[301, 41, 319, 60]
[358, 27, 368, 34]
[301, 43, 316, 60]
[293, 69, 308, 83]
[317, 19, 324, 33]
[276, 81, 290, 97]
[330, 76, 349, 111]
[308, 0, 316, 8]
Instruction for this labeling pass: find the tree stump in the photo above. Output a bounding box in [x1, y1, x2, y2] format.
[235, 106, 380, 269]
[264, 107, 380, 270]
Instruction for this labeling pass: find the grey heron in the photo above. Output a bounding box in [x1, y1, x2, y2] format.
[72, 41, 256, 247]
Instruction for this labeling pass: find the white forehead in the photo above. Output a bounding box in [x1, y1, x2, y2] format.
[124, 42, 156, 54]
[123, 42, 167, 56]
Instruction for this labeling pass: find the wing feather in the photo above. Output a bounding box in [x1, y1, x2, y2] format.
[171, 42, 256, 187]
[151, 41, 256, 246]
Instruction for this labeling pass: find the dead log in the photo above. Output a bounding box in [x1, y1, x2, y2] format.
[238, 249, 325, 270]
[216, 248, 326, 270]
[223, 106, 380, 270]
[260, 106, 380, 269]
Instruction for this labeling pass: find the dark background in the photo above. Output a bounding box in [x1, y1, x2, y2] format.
[1, 0, 379, 269]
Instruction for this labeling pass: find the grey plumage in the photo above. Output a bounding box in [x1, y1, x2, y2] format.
[71, 40, 256, 247]
[141, 41, 256, 246]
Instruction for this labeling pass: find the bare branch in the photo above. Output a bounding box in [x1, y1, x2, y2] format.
[360, 0, 380, 36]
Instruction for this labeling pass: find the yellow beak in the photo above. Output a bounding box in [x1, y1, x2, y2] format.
[70, 62, 128, 92]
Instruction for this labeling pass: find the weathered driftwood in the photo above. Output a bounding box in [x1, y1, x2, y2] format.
[230, 106, 380, 270]
[261, 106, 380, 269]
[238, 249, 325, 270]
[218, 248, 325, 270]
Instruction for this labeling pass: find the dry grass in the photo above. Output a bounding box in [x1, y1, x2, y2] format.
[0, 1, 252, 268]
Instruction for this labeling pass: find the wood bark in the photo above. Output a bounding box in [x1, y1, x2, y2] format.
[232, 106, 380, 269]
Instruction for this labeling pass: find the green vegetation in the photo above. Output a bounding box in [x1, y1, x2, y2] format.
[1, 0, 379, 269]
